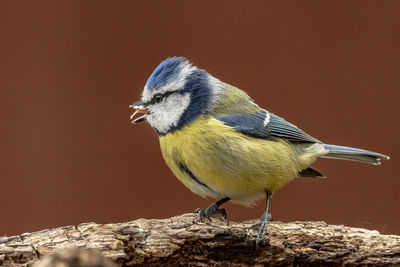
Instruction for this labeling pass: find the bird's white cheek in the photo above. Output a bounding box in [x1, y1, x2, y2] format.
[146, 93, 191, 134]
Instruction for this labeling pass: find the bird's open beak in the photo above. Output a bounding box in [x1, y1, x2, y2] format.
[130, 100, 149, 124]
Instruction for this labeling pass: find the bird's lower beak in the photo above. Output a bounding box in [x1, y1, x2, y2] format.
[130, 100, 149, 124]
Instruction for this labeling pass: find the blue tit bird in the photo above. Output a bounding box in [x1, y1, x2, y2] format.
[130, 57, 389, 245]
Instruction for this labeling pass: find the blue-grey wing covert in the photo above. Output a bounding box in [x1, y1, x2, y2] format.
[218, 111, 320, 143]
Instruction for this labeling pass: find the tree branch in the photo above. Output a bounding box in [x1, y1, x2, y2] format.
[1, 214, 399, 266]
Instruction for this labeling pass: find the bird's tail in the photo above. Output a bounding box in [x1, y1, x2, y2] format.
[322, 144, 390, 165]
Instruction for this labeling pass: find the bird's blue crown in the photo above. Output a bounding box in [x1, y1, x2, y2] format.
[145, 57, 189, 90]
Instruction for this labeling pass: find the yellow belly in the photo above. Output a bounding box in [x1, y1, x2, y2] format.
[159, 116, 318, 205]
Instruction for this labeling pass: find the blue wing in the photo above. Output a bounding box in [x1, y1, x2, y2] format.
[218, 111, 321, 143]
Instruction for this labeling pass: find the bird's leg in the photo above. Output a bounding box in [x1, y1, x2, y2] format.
[194, 197, 230, 222]
[254, 191, 272, 246]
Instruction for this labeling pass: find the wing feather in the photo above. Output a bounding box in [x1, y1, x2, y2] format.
[218, 111, 320, 143]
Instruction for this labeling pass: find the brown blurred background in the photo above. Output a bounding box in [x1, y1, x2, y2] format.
[0, 1, 399, 236]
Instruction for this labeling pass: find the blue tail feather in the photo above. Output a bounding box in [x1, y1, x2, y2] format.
[322, 144, 390, 165]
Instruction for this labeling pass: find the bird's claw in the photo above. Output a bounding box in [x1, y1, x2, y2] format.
[252, 212, 272, 246]
[250, 213, 272, 230]
[194, 203, 227, 223]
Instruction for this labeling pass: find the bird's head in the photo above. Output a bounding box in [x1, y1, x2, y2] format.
[130, 57, 221, 135]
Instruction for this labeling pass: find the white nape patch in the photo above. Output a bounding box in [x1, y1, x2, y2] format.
[146, 92, 191, 134]
[208, 76, 223, 98]
[142, 63, 196, 103]
[263, 112, 271, 127]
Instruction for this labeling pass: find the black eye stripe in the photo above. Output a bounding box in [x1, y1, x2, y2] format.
[144, 90, 185, 105]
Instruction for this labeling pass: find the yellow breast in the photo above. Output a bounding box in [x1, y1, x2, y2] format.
[159, 116, 316, 205]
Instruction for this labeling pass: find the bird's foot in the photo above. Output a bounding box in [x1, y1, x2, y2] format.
[248, 212, 272, 246]
[250, 213, 273, 230]
[194, 203, 227, 223]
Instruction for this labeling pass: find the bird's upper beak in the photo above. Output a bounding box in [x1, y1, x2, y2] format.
[130, 99, 149, 124]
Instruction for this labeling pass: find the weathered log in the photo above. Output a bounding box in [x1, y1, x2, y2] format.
[1, 214, 399, 266]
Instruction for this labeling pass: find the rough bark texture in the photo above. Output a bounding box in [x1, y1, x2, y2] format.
[1, 214, 399, 266]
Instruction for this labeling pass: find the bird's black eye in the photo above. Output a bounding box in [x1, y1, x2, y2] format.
[153, 94, 163, 103]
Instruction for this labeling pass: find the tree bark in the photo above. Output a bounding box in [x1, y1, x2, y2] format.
[1, 214, 399, 266]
